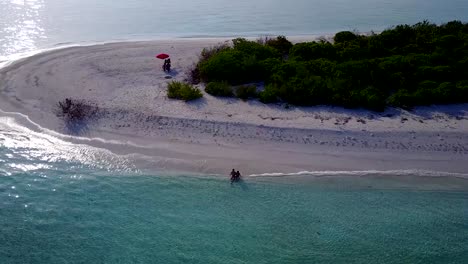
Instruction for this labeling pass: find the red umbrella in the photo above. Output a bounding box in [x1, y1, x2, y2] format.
[155, 53, 170, 59]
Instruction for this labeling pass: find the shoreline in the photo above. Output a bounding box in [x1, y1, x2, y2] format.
[0, 38, 467, 175]
[0, 34, 329, 63]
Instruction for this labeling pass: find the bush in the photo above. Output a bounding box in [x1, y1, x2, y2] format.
[290, 42, 336, 61]
[200, 43, 231, 63]
[359, 86, 386, 111]
[232, 38, 280, 60]
[454, 82, 468, 102]
[387, 90, 414, 109]
[56, 98, 99, 122]
[259, 58, 282, 80]
[199, 50, 245, 84]
[334, 31, 360, 44]
[265, 36, 293, 56]
[189, 43, 231, 84]
[194, 21, 468, 110]
[187, 64, 201, 85]
[258, 85, 279, 103]
[167, 81, 203, 101]
[236, 85, 258, 100]
[205, 82, 233, 97]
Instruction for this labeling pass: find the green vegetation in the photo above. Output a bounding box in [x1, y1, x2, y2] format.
[167, 81, 203, 101]
[189, 43, 231, 84]
[236, 85, 258, 100]
[205, 81, 234, 97]
[195, 21, 468, 111]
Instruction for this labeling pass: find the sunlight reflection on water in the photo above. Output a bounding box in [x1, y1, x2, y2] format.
[0, 115, 135, 173]
[1, 0, 45, 55]
[1, 0, 468, 59]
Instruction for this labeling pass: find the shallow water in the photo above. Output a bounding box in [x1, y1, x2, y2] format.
[2, 166, 468, 263]
[1, 0, 468, 57]
[1, 117, 468, 263]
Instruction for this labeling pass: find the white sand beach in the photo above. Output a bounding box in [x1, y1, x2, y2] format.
[0, 38, 467, 175]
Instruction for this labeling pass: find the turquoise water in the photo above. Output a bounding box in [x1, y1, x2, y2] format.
[2, 161, 468, 263]
[0, 117, 467, 263]
[1, 0, 468, 57]
[0, 118, 467, 263]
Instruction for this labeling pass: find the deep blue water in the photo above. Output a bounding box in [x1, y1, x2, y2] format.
[1, 0, 468, 57]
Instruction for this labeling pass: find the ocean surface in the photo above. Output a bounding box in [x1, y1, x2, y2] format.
[1, 0, 468, 58]
[1, 0, 468, 263]
[1, 112, 468, 263]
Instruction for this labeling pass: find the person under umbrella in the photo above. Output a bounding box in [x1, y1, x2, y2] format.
[165, 58, 171, 72]
[155, 53, 170, 72]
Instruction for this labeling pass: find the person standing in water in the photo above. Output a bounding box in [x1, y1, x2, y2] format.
[230, 169, 236, 182]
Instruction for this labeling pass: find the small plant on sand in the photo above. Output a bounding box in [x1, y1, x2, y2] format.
[235, 85, 258, 100]
[56, 98, 99, 122]
[167, 81, 203, 101]
[205, 81, 234, 97]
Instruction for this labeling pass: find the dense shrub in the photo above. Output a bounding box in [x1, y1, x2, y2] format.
[334, 31, 360, 44]
[189, 43, 231, 84]
[387, 90, 414, 109]
[187, 65, 201, 85]
[195, 21, 468, 110]
[232, 38, 280, 60]
[167, 81, 202, 101]
[200, 43, 231, 63]
[199, 50, 245, 84]
[290, 42, 336, 61]
[265, 36, 293, 56]
[258, 85, 279, 104]
[235, 85, 258, 100]
[205, 82, 233, 97]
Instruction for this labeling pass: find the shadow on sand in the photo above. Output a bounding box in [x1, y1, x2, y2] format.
[163, 68, 180, 78]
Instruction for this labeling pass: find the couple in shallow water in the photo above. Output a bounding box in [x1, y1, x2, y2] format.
[230, 169, 241, 183]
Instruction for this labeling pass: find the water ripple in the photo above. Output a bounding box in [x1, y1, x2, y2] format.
[0, 115, 135, 174]
[1, 0, 45, 57]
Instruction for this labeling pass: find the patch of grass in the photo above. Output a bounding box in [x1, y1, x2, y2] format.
[205, 81, 234, 97]
[167, 81, 203, 101]
[235, 85, 258, 100]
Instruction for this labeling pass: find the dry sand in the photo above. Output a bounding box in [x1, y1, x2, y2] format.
[0, 38, 467, 175]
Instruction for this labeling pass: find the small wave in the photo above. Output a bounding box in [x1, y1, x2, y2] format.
[0, 110, 136, 172]
[249, 169, 468, 179]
